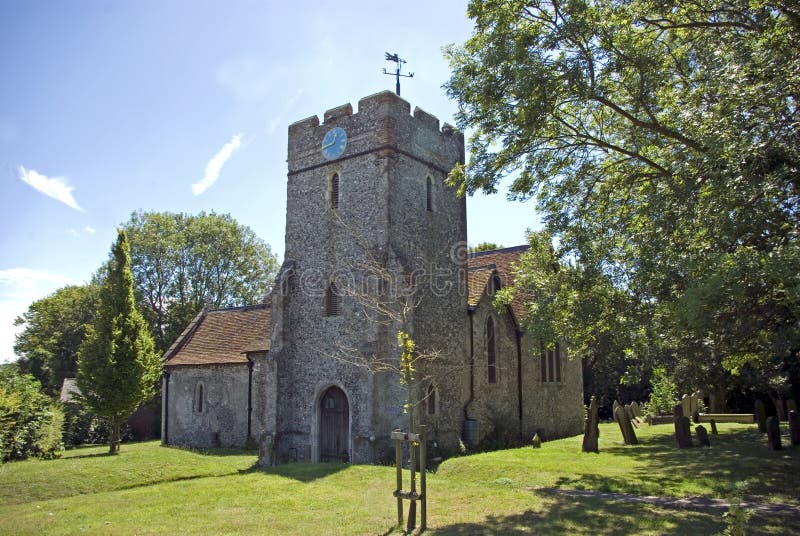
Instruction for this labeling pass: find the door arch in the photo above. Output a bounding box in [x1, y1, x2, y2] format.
[319, 386, 350, 462]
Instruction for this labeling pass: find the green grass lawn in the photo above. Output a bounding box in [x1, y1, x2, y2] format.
[1, 423, 798, 535]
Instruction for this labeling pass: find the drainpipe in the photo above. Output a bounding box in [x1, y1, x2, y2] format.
[162, 369, 170, 445]
[516, 329, 523, 437]
[247, 355, 254, 444]
[464, 307, 475, 420]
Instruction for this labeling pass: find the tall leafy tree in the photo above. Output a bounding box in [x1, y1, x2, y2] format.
[446, 0, 800, 403]
[13, 284, 101, 396]
[77, 231, 160, 454]
[123, 211, 279, 351]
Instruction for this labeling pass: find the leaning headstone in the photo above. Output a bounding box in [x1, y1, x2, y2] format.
[675, 415, 692, 448]
[630, 401, 642, 419]
[624, 404, 639, 428]
[710, 419, 718, 435]
[615, 406, 639, 445]
[613, 400, 622, 423]
[766, 416, 782, 450]
[788, 410, 800, 446]
[673, 403, 684, 419]
[755, 400, 767, 433]
[582, 396, 600, 453]
[681, 394, 691, 418]
[695, 425, 711, 447]
[532, 433, 542, 448]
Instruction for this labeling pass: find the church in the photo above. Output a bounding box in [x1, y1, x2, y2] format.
[160, 91, 584, 464]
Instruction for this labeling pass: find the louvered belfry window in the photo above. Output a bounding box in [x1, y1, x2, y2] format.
[330, 173, 340, 210]
[325, 282, 341, 316]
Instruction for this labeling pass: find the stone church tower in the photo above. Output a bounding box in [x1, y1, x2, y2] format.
[161, 92, 584, 456]
[264, 91, 468, 463]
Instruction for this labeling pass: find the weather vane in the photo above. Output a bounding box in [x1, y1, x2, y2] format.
[383, 52, 414, 96]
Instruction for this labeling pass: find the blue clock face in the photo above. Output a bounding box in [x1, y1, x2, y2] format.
[322, 127, 347, 160]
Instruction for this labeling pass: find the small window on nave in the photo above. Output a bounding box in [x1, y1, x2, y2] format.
[540, 342, 562, 384]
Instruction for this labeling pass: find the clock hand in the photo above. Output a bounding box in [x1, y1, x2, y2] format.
[322, 139, 335, 149]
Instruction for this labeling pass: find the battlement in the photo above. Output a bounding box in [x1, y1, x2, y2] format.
[289, 90, 461, 138]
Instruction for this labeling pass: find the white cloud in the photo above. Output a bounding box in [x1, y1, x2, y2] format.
[192, 134, 243, 196]
[0, 268, 75, 290]
[0, 268, 80, 363]
[67, 226, 97, 237]
[18, 165, 83, 211]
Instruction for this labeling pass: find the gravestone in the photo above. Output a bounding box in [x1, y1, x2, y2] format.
[710, 419, 718, 435]
[582, 396, 600, 453]
[674, 403, 684, 419]
[675, 415, 692, 448]
[788, 410, 800, 446]
[624, 404, 639, 428]
[613, 400, 622, 423]
[532, 433, 542, 448]
[695, 425, 711, 447]
[692, 410, 700, 424]
[615, 406, 638, 445]
[755, 400, 767, 433]
[766, 416, 782, 450]
[630, 401, 642, 419]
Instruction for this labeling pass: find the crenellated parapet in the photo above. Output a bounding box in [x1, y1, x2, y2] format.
[287, 90, 464, 176]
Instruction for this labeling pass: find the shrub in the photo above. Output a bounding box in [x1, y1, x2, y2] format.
[644, 367, 678, 416]
[0, 365, 64, 462]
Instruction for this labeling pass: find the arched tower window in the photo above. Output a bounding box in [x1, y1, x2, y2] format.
[194, 383, 204, 413]
[487, 316, 497, 384]
[325, 282, 341, 317]
[426, 176, 434, 212]
[329, 173, 340, 210]
[426, 383, 438, 415]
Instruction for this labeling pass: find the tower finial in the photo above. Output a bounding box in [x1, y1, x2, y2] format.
[383, 52, 414, 96]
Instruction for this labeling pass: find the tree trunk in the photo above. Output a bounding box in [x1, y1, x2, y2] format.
[109, 417, 120, 455]
[710, 385, 727, 413]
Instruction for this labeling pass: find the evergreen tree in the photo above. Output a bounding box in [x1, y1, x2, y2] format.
[77, 230, 160, 454]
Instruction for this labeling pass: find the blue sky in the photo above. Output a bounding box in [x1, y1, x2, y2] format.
[0, 0, 540, 363]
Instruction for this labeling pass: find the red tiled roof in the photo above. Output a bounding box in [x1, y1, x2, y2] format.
[466, 245, 530, 323]
[163, 302, 271, 366]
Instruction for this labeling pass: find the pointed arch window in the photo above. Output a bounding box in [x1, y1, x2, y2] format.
[325, 282, 341, 317]
[329, 173, 340, 210]
[540, 342, 562, 383]
[487, 316, 497, 384]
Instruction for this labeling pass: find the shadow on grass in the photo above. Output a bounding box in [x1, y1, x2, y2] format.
[568, 426, 800, 502]
[433, 493, 723, 535]
[59, 451, 115, 461]
[242, 460, 350, 482]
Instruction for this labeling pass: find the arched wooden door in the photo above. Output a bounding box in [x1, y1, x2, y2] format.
[319, 386, 349, 462]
